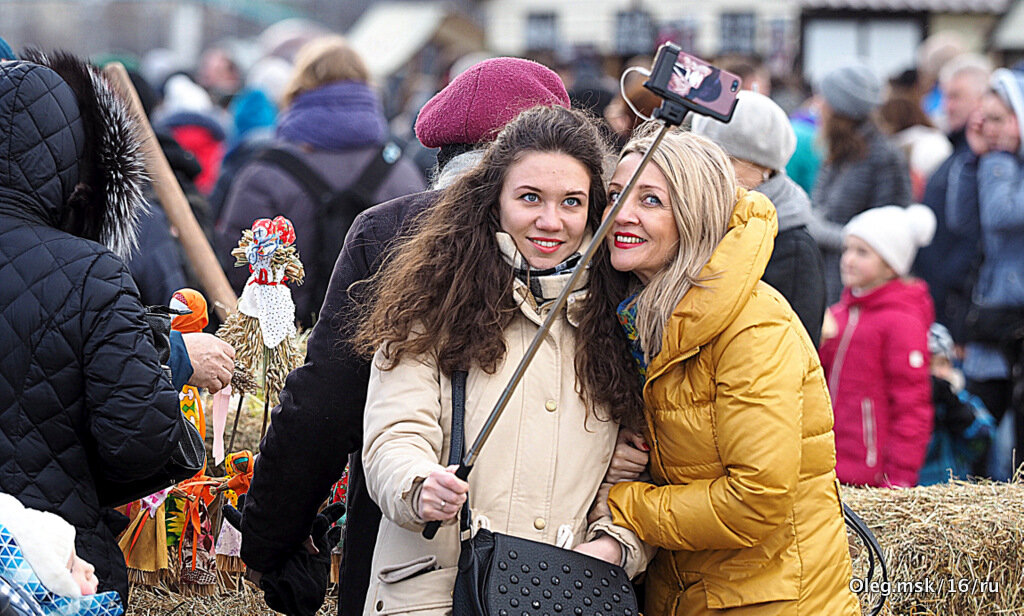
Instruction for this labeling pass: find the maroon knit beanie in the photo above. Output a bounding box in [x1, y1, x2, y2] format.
[415, 57, 570, 148]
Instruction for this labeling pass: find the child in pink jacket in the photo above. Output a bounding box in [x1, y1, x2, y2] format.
[819, 205, 936, 487]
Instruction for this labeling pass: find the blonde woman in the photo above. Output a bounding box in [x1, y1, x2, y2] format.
[601, 126, 859, 616]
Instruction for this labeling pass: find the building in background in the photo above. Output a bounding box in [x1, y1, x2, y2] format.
[480, 0, 1006, 83]
[991, 0, 1024, 66]
[0, 0, 1013, 89]
[800, 0, 1006, 84]
[0, 0, 481, 69]
[482, 0, 800, 69]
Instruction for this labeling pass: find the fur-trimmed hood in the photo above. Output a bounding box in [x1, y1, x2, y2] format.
[0, 50, 146, 258]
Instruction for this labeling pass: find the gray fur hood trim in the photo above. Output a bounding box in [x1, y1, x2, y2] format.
[22, 49, 148, 259]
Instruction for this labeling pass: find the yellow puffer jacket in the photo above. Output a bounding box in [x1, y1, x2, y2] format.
[608, 190, 860, 616]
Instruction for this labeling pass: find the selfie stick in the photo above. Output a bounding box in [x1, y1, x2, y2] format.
[422, 99, 688, 539]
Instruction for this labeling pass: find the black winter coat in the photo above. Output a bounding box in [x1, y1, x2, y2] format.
[0, 60, 183, 603]
[912, 130, 980, 343]
[241, 190, 439, 616]
[761, 226, 827, 344]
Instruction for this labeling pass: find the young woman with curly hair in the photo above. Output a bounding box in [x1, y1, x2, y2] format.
[353, 104, 651, 615]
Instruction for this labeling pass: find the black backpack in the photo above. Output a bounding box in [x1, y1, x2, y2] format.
[251, 142, 402, 323]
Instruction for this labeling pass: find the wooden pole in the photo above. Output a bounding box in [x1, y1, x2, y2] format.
[101, 61, 237, 321]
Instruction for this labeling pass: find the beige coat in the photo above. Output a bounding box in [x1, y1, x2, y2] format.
[362, 282, 649, 616]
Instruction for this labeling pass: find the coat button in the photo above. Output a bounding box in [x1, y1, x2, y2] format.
[545, 400, 557, 412]
[534, 517, 546, 530]
[375, 600, 384, 612]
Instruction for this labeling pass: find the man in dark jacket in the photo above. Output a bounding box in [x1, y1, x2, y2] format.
[0, 52, 185, 604]
[240, 57, 571, 616]
[913, 55, 990, 343]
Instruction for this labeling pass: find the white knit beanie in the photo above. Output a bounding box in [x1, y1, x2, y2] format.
[843, 205, 936, 276]
[691, 91, 796, 170]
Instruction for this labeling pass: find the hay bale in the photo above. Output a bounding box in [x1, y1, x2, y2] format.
[126, 581, 338, 616]
[842, 480, 1024, 616]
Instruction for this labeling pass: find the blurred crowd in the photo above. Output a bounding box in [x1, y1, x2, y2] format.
[60, 27, 1020, 489]
[2, 21, 1024, 614]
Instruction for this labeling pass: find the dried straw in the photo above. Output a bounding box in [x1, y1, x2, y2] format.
[127, 479, 1023, 615]
[842, 478, 1024, 615]
[126, 581, 338, 616]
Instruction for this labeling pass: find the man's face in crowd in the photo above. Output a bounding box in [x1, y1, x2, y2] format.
[945, 73, 987, 132]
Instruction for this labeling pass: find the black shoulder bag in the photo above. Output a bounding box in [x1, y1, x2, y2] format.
[446, 371, 639, 616]
[94, 306, 206, 508]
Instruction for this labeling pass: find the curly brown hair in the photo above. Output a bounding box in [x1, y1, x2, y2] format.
[352, 105, 643, 426]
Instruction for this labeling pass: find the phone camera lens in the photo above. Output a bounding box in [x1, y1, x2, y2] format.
[731, 81, 739, 92]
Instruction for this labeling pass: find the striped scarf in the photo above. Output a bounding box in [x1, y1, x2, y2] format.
[496, 232, 589, 304]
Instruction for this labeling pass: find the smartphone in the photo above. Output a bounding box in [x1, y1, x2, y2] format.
[643, 43, 742, 122]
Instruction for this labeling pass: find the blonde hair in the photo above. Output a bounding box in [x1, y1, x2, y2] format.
[281, 35, 370, 108]
[622, 125, 737, 362]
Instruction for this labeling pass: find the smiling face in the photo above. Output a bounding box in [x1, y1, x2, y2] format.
[840, 235, 895, 293]
[498, 151, 592, 269]
[605, 153, 679, 284]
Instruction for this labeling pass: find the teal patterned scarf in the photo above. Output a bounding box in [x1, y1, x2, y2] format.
[617, 293, 647, 383]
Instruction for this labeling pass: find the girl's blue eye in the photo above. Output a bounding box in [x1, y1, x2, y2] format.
[564, 197, 583, 207]
[609, 191, 620, 202]
[521, 193, 540, 203]
[642, 194, 662, 206]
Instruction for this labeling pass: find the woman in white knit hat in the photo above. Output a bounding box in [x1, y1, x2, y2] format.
[692, 90, 827, 343]
[818, 204, 937, 487]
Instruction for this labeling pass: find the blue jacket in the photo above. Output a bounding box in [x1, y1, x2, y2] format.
[947, 70, 1024, 379]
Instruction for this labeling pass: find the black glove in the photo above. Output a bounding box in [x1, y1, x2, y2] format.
[931, 377, 973, 434]
[224, 498, 345, 616]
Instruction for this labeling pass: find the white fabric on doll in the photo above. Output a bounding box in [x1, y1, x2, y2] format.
[0, 494, 79, 597]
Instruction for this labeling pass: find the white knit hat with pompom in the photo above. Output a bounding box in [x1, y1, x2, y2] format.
[843, 204, 936, 276]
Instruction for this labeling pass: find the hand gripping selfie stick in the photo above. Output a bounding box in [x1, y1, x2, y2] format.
[421, 94, 691, 540]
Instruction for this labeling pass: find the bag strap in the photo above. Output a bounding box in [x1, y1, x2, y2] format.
[843, 503, 888, 616]
[343, 140, 402, 206]
[448, 370, 467, 468]
[253, 146, 334, 205]
[254, 142, 401, 210]
[448, 370, 473, 535]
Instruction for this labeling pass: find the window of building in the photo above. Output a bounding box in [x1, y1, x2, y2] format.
[616, 9, 655, 57]
[720, 12, 756, 55]
[658, 19, 700, 54]
[525, 12, 558, 52]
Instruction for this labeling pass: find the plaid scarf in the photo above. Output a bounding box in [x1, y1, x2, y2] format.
[496, 232, 589, 304]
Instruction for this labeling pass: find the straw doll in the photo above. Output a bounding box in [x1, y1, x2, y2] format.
[213, 450, 254, 575]
[216, 216, 304, 435]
